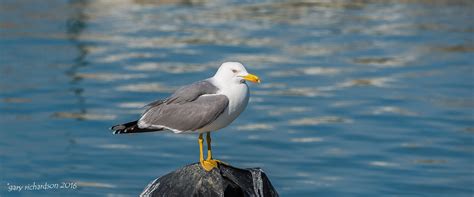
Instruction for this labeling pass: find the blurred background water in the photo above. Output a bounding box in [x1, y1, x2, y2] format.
[1, 0, 473, 196]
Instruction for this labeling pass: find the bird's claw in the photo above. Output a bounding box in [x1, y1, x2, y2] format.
[200, 159, 222, 171]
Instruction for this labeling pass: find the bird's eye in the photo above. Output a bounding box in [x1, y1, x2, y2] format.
[231, 69, 238, 73]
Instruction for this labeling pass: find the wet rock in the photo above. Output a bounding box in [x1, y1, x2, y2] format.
[140, 163, 279, 197]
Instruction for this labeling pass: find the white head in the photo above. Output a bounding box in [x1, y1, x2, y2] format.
[213, 62, 261, 85]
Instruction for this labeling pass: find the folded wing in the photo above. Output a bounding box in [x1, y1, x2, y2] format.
[138, 80, 229, 133]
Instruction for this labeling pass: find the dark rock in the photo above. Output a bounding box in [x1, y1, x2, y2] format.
[140, 163, 279, 197]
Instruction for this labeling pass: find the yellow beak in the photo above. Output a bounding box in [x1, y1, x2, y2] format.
[242, 73, 261, 83]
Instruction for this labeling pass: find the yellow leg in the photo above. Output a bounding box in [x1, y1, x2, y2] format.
[199, 132, 221, 171]
[206, 132, 212, 160]
[198, 133, 204, 163]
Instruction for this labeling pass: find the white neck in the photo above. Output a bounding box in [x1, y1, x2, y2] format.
[210, 76, 249, 114]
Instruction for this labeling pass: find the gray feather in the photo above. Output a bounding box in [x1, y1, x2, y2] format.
[139, 95, 229, 132]
[166, 80, 219, 104]
[139, 80, 228, 132]
[143, 80, 219, 114]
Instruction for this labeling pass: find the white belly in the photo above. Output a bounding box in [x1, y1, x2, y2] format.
[198, 83, 249, 132]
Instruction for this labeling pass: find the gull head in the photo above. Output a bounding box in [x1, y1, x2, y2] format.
[214, 62, 261, 84]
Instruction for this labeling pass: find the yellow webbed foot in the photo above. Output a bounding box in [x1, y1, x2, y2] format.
[199, 132, 228, 171]
[200, 159, 222, 171]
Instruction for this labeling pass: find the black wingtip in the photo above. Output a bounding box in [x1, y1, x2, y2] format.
[110, 120, 162, 134]
[110, 120, 142, 134]
[110, 124, 126, 134]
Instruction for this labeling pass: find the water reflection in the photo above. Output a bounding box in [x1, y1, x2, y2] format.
[237, 123, 274, 131]
[127, 62, 209, 73]
[116, 82, 175, 93]
[63, 0, 90, 120]
[289, 116, 353, 126]
[370, 106, 418, 116]
[73, 73, 147, 82]
[52, 112, 116, 121]
[1, 0, 473, 196]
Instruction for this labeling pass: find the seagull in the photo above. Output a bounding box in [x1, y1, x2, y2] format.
[111, 62, 260, 171]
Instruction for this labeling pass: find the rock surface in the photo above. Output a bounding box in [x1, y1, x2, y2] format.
[140, 163, 279, 197]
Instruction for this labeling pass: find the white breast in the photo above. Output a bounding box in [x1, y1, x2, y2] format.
[198, 82, 249, 133]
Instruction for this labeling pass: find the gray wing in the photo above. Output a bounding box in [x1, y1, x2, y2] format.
[138, 80, 228, 132]
[142, 80, 219, 114]
[161, 80, 219, 104]
[138, 95, 228, 132]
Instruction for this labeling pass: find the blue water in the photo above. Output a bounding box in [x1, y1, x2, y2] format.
[1, 0, 473, 196]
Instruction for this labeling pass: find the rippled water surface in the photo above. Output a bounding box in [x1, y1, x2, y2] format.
[1, 0, 473, 196]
